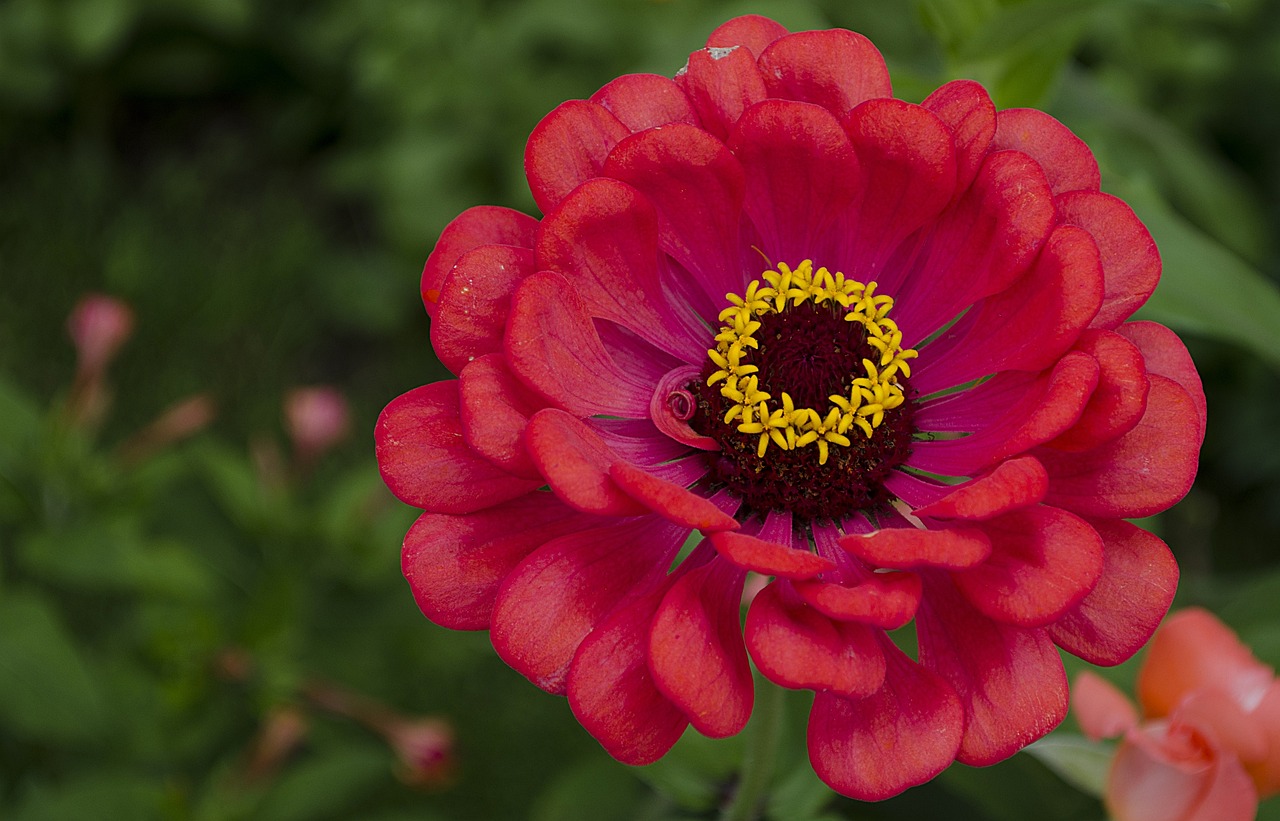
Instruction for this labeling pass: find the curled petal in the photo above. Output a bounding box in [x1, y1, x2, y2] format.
[525, 409, 647, 516]
[1050, 519, 1179, 666]
[649, 558, 753, 737]
[840, 526, 991, 570]
[808, 638, 964, 801]
[1072, 671, 1139, 741]
[525, 100, 629, 214]
[710, 531, 834, 579]
[421, 206, 538, 319]
[913, 456, 1048, 521]
[757, 29, 891, 116]
[792, 572, 922, 629]
[376, 381, 541, 514]
[650, 365, 718, 451]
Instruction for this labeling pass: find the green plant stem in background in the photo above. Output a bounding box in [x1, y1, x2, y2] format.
[722, 673, 786, 821]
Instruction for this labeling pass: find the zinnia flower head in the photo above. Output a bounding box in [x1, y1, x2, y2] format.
[1074, 609, 1280, 821]
[377, 14, 1206, 800]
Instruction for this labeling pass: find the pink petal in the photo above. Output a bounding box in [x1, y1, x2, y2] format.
[840, 526, 992, 570]
[567, 584, 689, 765]
[458, 354, 544, 479]
[954, 505, 1104, 627]
[1056, 190, 1161, 329]
[915, 224, 1104, 390]
[1245, 681, 1280, 796]
[421, 206, 538, 319]
[729, 98, 862, 267]
[1072, 671, 1139, 740]
[603, 123, 748, 310]
[1118, 320, 1207, 442]
[839, 98, 957, 281]
[589, 73, 698, 132]
[674, 45, 767, 142]
[649, 365, 718, 451]
[1049, 329, 1150, 452]
[890, 150, 1056, 340]
[592, 416, 695, 466]
[491, 514, 685, 693]
[1049, 519, 1179, 666]
[1136, 607, 1275, 720]
[609, 461, 738, 531]
[649, 558, 753, 737]
[917, 576, 1068, 765]
[808, 638, 964, 800]
[921, 79, 996, 194]
[432, 244, 536, 374]
[376, 381, 541, 514]
[402, 492, 591, 630]
[536, 177, 705, 361]
[524, 409, 647, 517]
[1174, 690, 1269, 764]
[524, 100, 630, 215]
[993, 108, 1100, 195]
[792, 571, 922, 629]
[1039, 375, 1201, 518]
[505, 271, 654, 418]
[913, 456, 1048, 521]
[757, 29, 891, 117]
[709, 531, 834, 579]
[745, 580, 885, 697]
[1108, 723, 1258, 821]
[706, 14, 789, 58]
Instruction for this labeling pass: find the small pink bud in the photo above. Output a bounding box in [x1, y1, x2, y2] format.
[284, 386, 351, 460]
[67, 294, 134, 377]
[384, 717, 455, 789]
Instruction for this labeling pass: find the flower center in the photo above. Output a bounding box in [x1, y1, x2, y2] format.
[689, 260, 918, 522]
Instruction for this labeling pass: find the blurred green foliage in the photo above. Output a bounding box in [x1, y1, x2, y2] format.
[2, 0, 1279, 819]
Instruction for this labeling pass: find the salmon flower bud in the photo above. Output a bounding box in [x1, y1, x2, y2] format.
[67, 293, 134, 378]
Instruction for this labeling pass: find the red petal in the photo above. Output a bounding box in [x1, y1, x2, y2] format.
[745, 581, 885, 697]
[505, 271, 654, 418]
[1050, 329, 1150, 451]
[993, 108, 1100, 195]
[567, 585, 689, 765]
[491, 514, 684, 693]
[649, 365, 718, 451]
[421, 206, 538, 319]
[524, 409, 647, 517]
[674, 45, 767, 142]
[649, 559, 753, 737]
[459, 354, 544, 479]
[916, 224, 1103, 391]
[757, 29, 891, 116]
[808, 639, 964, 801]
[402, 492, 590, 630]
[1072, 671, 1139, 740]
[1056, 190, 1161, 329]
[376, 381, 541, 514]
[603, 123, 747, 311]
[1118, 320, 1207, 441]
[1040, 375, 1201, 518]
[536, 177, 704, 361]
[524, 100, 630, 215]
[917, 576, 1068, 765]
[921, 79, 996, 194]
[1050, 519, 1179, 666]
[891, 150, 1056, 340]
[840, 526, 991, 570]
[954, 505, 1104, 627]
[431, 244, 535, 375]
[729, 98, 862, 267]
[709, 531, 834, 579]
[913, 456, 1048, 521]
[706, 14, 788, 58]
[589, 73, 698, 132]
[792, 572, 922, 629]
[839, 98, 956, 280]
[609, 461, 738, 531]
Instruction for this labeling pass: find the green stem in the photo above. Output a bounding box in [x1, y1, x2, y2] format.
[722, 673, 786, 821]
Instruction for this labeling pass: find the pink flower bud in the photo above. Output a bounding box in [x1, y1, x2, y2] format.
[284, 386, 351, 460]
[383, 717, 455, 789]
[67, 294, 134, 377]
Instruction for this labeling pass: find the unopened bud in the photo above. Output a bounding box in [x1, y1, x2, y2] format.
[284, 386, 351, 461]
[68, 294, 134, 378]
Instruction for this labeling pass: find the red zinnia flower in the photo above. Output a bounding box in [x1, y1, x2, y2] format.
[377, 14, 1205, 800]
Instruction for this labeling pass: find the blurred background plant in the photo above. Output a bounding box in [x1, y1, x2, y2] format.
[1, 0, 1278, 819]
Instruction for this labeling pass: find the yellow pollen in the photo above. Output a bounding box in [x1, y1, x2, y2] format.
[707, 260, 917, 465]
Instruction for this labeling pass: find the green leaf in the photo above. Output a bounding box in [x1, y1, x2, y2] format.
[255, 744, 390, 821]
[530, 758, 643, 821]
[0, 588, 106, 742]
[636, 727, 744, 811]
[11, 772, 168, 821]
[0, 373, 41, 470]
[1119, 179, 1280, 371]
[1023, 734, 1114, 798]
[765, 761, 834, 821]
